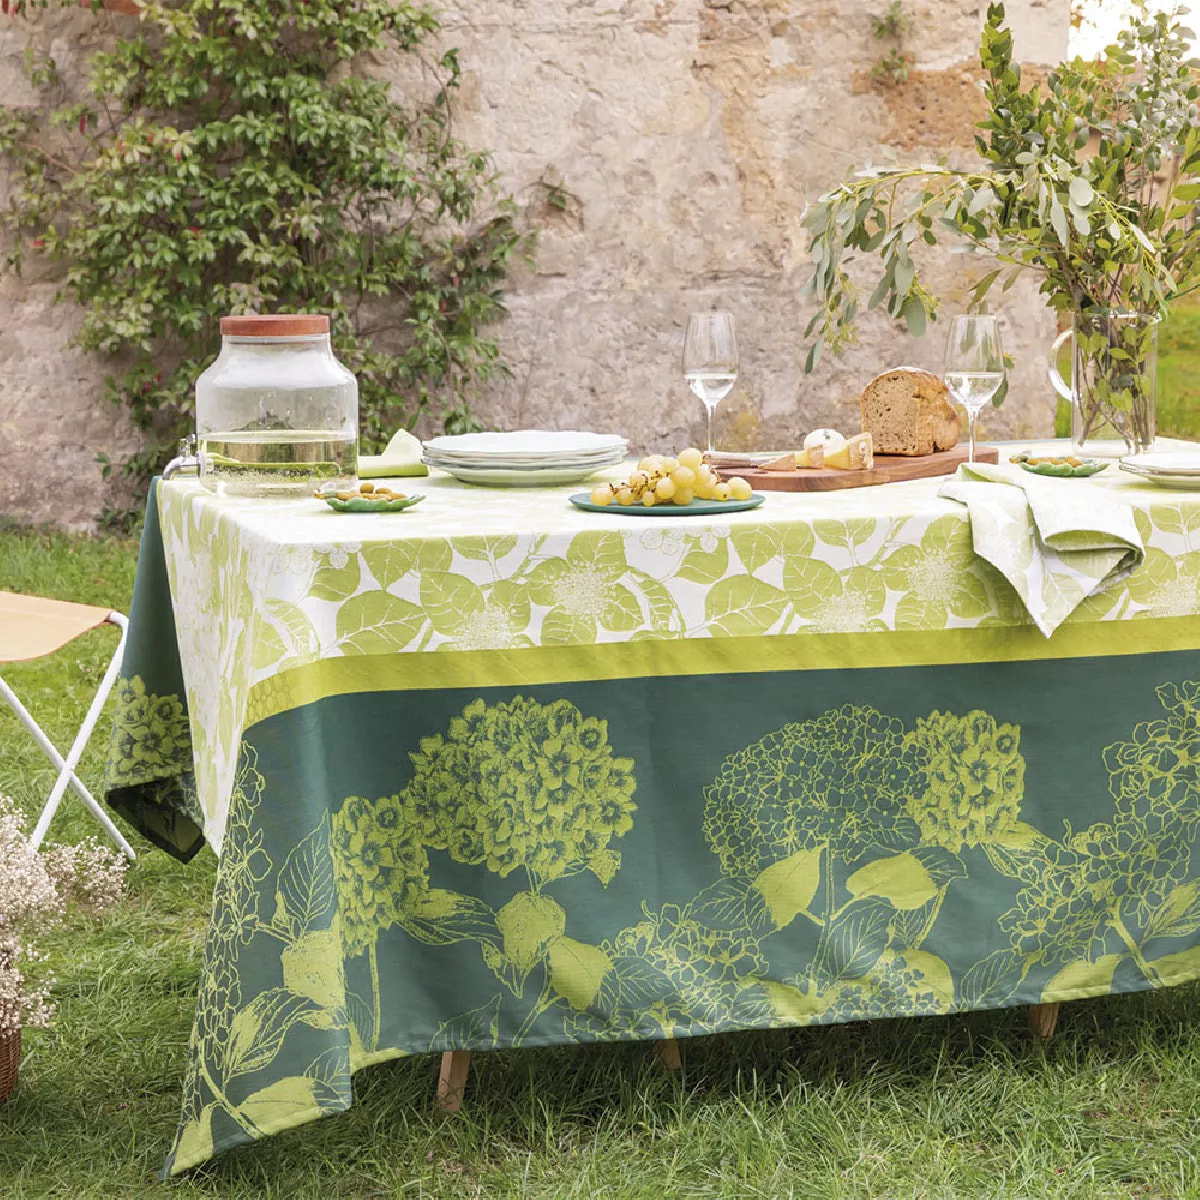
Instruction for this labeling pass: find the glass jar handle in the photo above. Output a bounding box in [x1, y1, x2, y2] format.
[1047, 328, 1073, 404]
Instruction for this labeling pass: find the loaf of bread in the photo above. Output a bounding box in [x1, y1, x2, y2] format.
[859, 368, 960, 456]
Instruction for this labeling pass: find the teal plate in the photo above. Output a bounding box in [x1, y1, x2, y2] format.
[321, 494, 425, 513]
[570, 493, 764, 516]
[1009, 454, 1107, 478]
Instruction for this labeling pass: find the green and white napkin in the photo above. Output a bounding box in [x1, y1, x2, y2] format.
[358, 429, 429, 479]
[940, 461, 1143, 637]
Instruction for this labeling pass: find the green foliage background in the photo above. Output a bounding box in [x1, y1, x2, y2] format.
[0, 0, 524, 522]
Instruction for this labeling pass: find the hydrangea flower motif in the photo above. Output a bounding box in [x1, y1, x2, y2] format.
[331, 793, 429, 957]
[1124, 549, 1200, 619]
[703, 705, 925, 879]
[526, 532, 641, 643]
[403, 697, 636, 888]
[603, 903, 766, 1032]
[880, 516, 994, 626]
[796, 952, 947, 1024]
[996, 841, 1111, 968]
[1104, 681, 1200, 820]
[1067, 808, 1195, 927]
[207, 749, 271, 950]
[107, 676, 192, 788]
[904, 710, 1025, 851]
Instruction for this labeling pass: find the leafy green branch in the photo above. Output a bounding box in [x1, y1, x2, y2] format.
[802, 1, 1200, 370]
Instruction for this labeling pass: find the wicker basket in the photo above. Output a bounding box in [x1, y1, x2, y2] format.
[0, 1027, 19, 1106]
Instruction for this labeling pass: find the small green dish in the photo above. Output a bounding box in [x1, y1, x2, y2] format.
[321, 493, 425, 513]
[1010, 453, 1107, 478]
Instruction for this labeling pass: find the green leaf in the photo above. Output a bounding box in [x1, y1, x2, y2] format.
[273, 814, 336, 936]
[902, 296, 927, 337]
[256, 600, 320, 670]
[404, 889, 499, 947]
[281, 929, 345, 1009]
[429, 994, 503, 1052]
[958, 947, 1026, 1008]
[237, 1075, 320, 1131]
[846, 851, 938, 910]
[310, 555, 361, 602]
[1068, 176, 1094, 208]
[731, 527, 783, 573]
[495, 891, 566, 977]
[677, 540, 730, 584]
[782, 556, 841, 614]
[1050, 196, 1069, 244]
[686, 878, 776, 939]
[335, 592, 426, 653]
[1145, 881, 1200, 940]
[225, 989, 320, 1077]
[704, 576, 789, 637]
[820, 899, 891, 982]
[902, 949, 955, 1006]
[362, 544, 418, 589]
[171, 1105, 215, 1170]
[420, 572, 484, 635]
[547, 937, 612, 1010]
[603, 584, 643, 632]
[761, 978, 830, 1024]
[752, 847, 822, 930]
[457, 535, 518, 561]
[1041, 954, 1122, 1001]
[541, 607, 597, 645]
[1147, 946, 1200, 985]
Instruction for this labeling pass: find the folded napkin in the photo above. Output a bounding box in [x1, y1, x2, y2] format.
[940, 462, 1143, 637]
[358, 429, 429, 479]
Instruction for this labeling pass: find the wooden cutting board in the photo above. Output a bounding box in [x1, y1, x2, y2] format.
[711, 444, 999, 492]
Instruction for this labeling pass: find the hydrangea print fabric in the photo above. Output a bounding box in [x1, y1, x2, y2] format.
[101, 468, 1200, 1175]
[160, 667, 1200, 1176]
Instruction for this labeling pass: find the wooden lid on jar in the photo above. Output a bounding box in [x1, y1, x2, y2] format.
[219, 314, 330, 337]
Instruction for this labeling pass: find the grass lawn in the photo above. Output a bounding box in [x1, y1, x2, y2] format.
[3, 529, 1200, 1197]
[1159, 293, 1200, 440]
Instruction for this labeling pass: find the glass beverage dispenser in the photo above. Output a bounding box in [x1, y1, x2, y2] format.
[164, 313, 358, 496]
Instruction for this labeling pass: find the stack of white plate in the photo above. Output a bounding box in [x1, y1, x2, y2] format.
[1119, 450, 1200, 490]
[423, 431, 628, 487]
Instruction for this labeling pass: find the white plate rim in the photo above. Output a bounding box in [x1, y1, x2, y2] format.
[1120, 451, 1200, 476]
[424, 430, 627, 457]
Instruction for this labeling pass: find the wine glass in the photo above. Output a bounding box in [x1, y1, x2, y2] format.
[683, 311, 738, 454]
[944, 315, 1005, 463]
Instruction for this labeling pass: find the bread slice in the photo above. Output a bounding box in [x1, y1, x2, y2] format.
[860, 367, 959, 456]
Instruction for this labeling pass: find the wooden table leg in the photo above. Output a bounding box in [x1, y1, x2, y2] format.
[654, 1038, 682, 1071]
[1028, 1002, 1060, 1038]
[436, 1050, 471, 1112]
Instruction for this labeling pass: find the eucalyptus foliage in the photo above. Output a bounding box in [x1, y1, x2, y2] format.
[802, 2, 1200, 377]
[0, 0, 522, 517]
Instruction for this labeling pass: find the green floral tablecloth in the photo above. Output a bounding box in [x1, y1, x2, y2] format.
[104, 447, 1200, 1175]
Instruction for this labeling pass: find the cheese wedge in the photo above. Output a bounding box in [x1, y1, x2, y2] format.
[792, 445, 825, 469]
[824, 432, 873, 470]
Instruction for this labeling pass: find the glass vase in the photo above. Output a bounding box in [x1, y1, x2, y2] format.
[1048, 310, 1159, 457]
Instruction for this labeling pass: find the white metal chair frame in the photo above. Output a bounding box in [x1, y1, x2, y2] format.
[0, 610, 136, 859]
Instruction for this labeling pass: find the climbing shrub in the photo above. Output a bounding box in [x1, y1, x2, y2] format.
[0, 0, 524, 521]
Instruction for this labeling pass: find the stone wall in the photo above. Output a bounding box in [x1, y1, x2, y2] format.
[0, 0, 1068, 528]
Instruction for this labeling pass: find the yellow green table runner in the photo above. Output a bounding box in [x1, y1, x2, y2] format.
[104, 451, 1200, 1176]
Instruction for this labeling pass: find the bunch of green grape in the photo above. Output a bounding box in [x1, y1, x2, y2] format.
[589, 446, 753, 508]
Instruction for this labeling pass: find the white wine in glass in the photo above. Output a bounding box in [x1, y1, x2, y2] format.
[944, 314, 1005, 463]
[683, 311, 738, 454]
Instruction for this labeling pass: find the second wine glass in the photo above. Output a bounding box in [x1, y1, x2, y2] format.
[683, 312, 738, 454]
[943, 314, 1005, 464]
